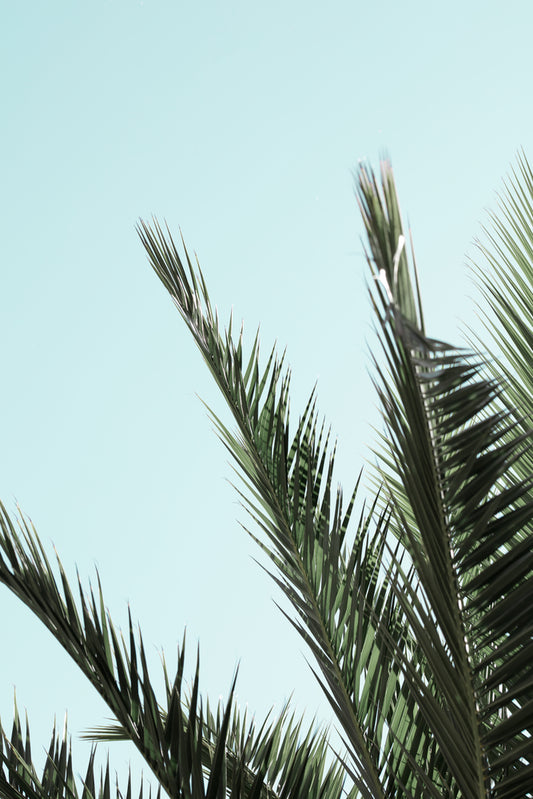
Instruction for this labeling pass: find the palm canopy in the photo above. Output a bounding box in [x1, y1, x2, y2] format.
[1, 157, 532, 799]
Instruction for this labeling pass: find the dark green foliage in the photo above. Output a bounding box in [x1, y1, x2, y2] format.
[1, 157, 532, 798]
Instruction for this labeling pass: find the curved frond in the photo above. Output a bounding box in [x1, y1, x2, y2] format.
[470, 151, 533, 555]
[472, 151, 533, 432]
[4, 153, 531, 799]
[0, 504, 347, 799]
[138, 221, 450, 798]
[359, 161, 533, 799]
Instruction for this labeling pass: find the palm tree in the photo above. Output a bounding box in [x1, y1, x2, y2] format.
[1, 155, 532, 799]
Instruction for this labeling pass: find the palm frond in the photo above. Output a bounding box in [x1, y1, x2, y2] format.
[85, 693, 351, 799]
[4, 153, 531, 799]
[358, 160, 533, 799]
[0, 504, 348, 799]
[472, 151, 533, 430]
[470, 150, 533, 549]
[138, 221, 451, 798]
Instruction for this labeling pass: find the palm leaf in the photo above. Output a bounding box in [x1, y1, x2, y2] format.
[138, 221, 451, 798]
[358, 160, 533, 798]
[470, 151, 533, 552]
[0, 503, 348, 799]
[3, 153, 531, 799]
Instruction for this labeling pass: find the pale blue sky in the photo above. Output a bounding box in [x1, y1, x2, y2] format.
[1, 0, 532, 785]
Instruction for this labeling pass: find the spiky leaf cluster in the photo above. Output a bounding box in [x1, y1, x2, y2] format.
[1, 156, 532, 799]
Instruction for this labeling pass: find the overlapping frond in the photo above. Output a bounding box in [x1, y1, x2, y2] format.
[358, 161, 533, 798]
[138, 221, 451, 798]
[2, 154, 531, 799]
[0, 505, 347, 799]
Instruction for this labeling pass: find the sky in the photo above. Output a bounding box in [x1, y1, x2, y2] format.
[1, 0, 533, 788]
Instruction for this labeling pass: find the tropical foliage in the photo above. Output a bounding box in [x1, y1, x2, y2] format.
[1, 156, 532, 798]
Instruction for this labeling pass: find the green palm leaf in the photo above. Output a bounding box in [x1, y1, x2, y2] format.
[358, 160, 533, 798]
[470, 151, 533, 553]
[0, 505, 347, 799]
[138, 221, 451, 798]
[2, 152, 532, 799]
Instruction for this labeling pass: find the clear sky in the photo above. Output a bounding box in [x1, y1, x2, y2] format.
[2, 0, 532, 786]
